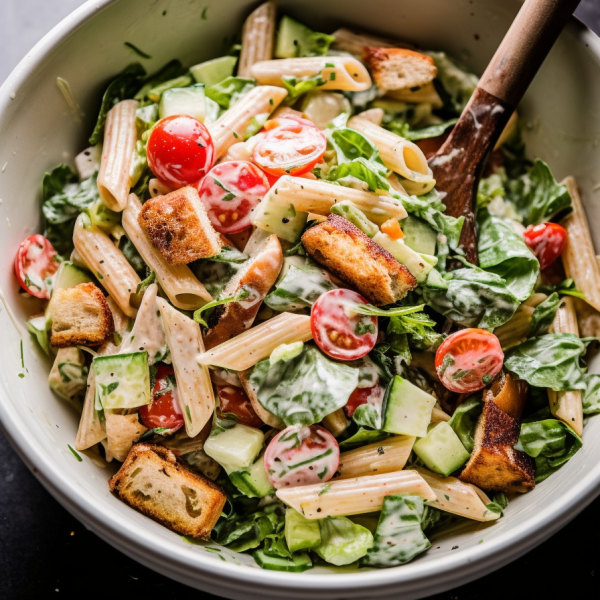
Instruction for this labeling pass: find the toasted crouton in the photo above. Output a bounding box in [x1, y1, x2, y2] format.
[139, 186, 221, 264]
[364, 47, 437, 92]
[109, 443, 226, 540]
[301, 215, 417, 305]
[50, 283, 114, 348]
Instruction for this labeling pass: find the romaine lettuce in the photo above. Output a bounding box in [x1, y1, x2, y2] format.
[314, 516, 374, 566]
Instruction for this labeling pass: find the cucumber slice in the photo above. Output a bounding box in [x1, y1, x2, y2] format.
[301, 92, 351, 130]
[53, 261, 92, 291]
[147, 74, 194, 103]
[425, 268, 448, 289]
[253, 550, 313, 572]
[373, 232, 436, 282]
[92, 351, 151, 409]
[229, 452, 274, 498]
[402, 216, 438, 255]
[382, 375, 436, 438]
[251, 195, 308, 243]
[275, 16, 334, 59]
[159, 85, 206, 122]
[190, 56, 238, 87]
[26, 315, 51, 355]
[49, 347, 88, 401]
[285, 509, 321, 552]
[330, 201, 378, 238]
[413, 421, 470, 477]
[84, 199, 120, 234]
[204, 424, 264, 471]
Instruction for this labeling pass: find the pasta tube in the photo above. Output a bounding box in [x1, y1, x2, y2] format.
[276, 470, 435, 519]
[196, 312, 312, 371]
[347, 115, 435, 195]
[97, 99, 138, 212]
[73, 214, 140, 318]
[238, 0, 277, 78]
[251, 56, 372, 92]
[122, 194, 212, 310]
[430, 406, 451, 423]
[321, 408, 349, 437]
[336, 436, 415, 479]
[494, 293, 547, 349]
[157, 298, 215, 437]
[75, 371, 106, 451]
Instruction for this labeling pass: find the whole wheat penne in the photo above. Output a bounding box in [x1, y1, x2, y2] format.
[548, 297, 583, 436]
[331, 28, 411, 57]
[336, 436, 415, 479]
[209, 85, 287, 159]
[97, 99, 138, 211]
[347, 115, 435, 195]
[276, 470, 435, 519]
[321, 408, 349, 437]
[73, 214, 140, 318]
[251, 56, 372, 92]
[196, 312, 312, 371]
[75, 371, 106, 451]
[157, 298, 215, 437]
[414, 467, 500, 522]
[238, 1, 277, 78]
[122, 194, 212, 310]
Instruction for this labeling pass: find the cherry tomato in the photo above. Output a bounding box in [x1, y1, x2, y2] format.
[523, 222, 568, 271]
[14, 235, 59, 299]
[139, 365, 184, 431]
[435, 329, 504, 394]
[252, 121, 327, 177]
[147, 115, 214, 187]
[217, 385, 263, 428]
[198, 161, 269, 234]
[264, 425, 339, 489]
[311, 289, 378, 361]
[344, 385, 380, 418]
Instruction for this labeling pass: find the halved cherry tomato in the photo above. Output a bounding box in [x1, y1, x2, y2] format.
[252, 121, 327, 177]
[198, 160, 269, 234]
[264, 425, 339, 489]
[344, 385, 380, 418]
[435, 329, 504, 394]
[523, 222, 568, 271]
[311, 289, 378, 361]
[217, 385, 263, 428]
[14, 235, 60, 299]
[380, 218, 404, 240]
[139, 365, 184, 431]
[147, 115, 214, 188]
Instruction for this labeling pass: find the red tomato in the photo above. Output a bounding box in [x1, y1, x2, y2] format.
[198, 161, 269, 234]
[311, 289, 378, 361]
[147, 115, 214, 188]
[435, 329, 504, 394]
[14, 235, 59, 299]
[217, 385, 263, 428]
[344, 385, 380, 418]
[523, 222, 568, 271]
[252, 121, 326, 177]
[139, 365, 184, 431]
[264, 425, 339, 489]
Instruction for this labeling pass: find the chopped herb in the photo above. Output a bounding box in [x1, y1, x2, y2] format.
[18, 373, 25, 379]
[317, 467, 328, 479]
[186, 405, 192, 423]
[124, 42, 152, 59]
[325, 63, 335, 68]
[96, 272, 104, 280]
[113, 331, 123, 346]
[201, 6, 208, 19]
[204, 547, 222, 553]
[162, 9, 167, 16]
[444, 494, 450, 501]
[318, 484, 331, 496]
[269, 98, 274, 105]
[330, 72, 336, 81]
[232, 131, 239, 139]
[68, 444, 83, 462]
[482, 374, 493, 385]
[20, 339, 24, 369]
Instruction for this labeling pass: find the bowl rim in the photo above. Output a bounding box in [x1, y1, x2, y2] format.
[2, 1, 600, 596]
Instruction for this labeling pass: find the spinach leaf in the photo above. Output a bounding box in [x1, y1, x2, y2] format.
[387, 311, 442, 351]
[338, 427, 388, 450]
[504, 333, 590, 392]
[249, 345, 359, 426]
[315, 517, 373, 566]
[537, 278, 587, 301]
[206, 76, 256, 110]
[426, 52, 479, 114]
[329, 128, 383, 164]
[447, 397, 483, 453]
[529, 292, 561, 337]
[282, 73, 326, 102]
[327, 158, 391, 193]
[583, 374, 600, 415]
[352, 403, 382, 430]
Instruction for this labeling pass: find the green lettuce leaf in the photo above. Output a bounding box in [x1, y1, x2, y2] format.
[529, 292, 561, 337]
[426, 52, 479, 114]
[583, 374, 600, 415]
[315, 516, 374, 566]
[338, 427, 388, 450]
[387, 311, 442, 351]
[206, 76, 256, 110]
[282, 73, 326, 101]
[352, 403, 382, 430]
[447, 397, 483, 453]
[390, 119, 457, 141]
[327, 157, 391, 193]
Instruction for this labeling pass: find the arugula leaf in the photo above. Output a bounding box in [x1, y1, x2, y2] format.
[282, 73, 326, 101]
[387, 311, 442, 351]
[353, 304, 425, 318]
[193, 286, 251, 327]
[529, 292, 561, 337]
[538, 278, 586, 301]
[447, 397, 483, 453]
[583, 374, 600, 415]
[136, 270, 156, 294]
[206, 76, 256, 110]
[338, 427, 388, 450]
[315, 517, 374, 566]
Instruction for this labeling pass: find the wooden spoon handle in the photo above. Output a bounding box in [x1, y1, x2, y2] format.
[480, 0, 581, 108]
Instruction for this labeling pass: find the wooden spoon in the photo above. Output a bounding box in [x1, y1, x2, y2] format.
[429, 0, 581, 264]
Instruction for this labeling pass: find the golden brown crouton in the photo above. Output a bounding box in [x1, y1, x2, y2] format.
[363, 47, 437, 91]
[109, 443, 226, 540]
[139, 186, 221, 264]
[50, 283, 114, 348]
[301, 215, 417, 305]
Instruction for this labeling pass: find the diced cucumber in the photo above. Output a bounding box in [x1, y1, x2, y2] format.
[425, 268, 448, 289]
[53, 261, 92, 291]
[26, 315, 52, 355]
[190, 56, 238, 87]
[373, 232, 436, 282]
[301, 92, 351, 130]
[49, 347, 88, 401]
[229, 452, 274, 498]
[92, 351, 151, 409]
[204, 424, 264, 471]
[413, 422, 470, 477]
[204, 97, 221, 125]
[251, 194, 308, 243]
[275, 16, 334, 59]
[330, 201, 378, 238]
[382, 375, 436, 438]
[84, 199, 121, 234]
[253, 549, 313, 572]
[159, 85, 206, 122]
[402, 216, 438, 255]
[285, 509, 321, 552]
[147, 74, 194, 103]
[270, 341, 304, 365]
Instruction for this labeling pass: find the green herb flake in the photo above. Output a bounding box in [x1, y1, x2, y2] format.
[330, 72, 336, 81]
[325, 63, 335, 68]
[201, 6, 208, 20]
[68, 444, 83, 462]
[186, 405, 192, 423]
[96, 272, 104, 280]
[18, 373, 25, 379]
[20, 339, 24, 369]
[318, 484, 331, 496]
[232, 131, 239, 139]
[269, 98, 274, 106]
[124, 42, 152, 59]
[444, 494, 450, 501]
[204, 547, 222, 553]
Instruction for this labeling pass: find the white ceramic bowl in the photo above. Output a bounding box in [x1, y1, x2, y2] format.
[1, 1, 600, 598]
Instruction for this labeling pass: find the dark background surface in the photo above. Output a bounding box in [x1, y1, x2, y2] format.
[2, 1, 600, 598]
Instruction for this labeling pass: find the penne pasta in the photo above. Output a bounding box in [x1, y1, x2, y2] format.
[331, 28, 411, 57]
[73, 214, 140, 318]
[430, 406, 451, 423]
[276, 470, 435, 519]
[251, 57, 372, 92]
[97, 99, 138, 212]
[321, 408, 349, 438]
[347, 115, 435, 195]
[561, 176, 600, 312]
[157, 298, 215, 437]
[148, 178, 172, 198]
[336, 436, 415, 479]
[196, 312, 312, 371]
[494, 293, 547, 349]
[74, 371, 106, 451]
[122, 194, 212, 310]
[238, 0, 277, 78]
[209, 85, 288, 159]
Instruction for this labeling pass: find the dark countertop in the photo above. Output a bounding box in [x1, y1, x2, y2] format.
[2, 1, 600, 598]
